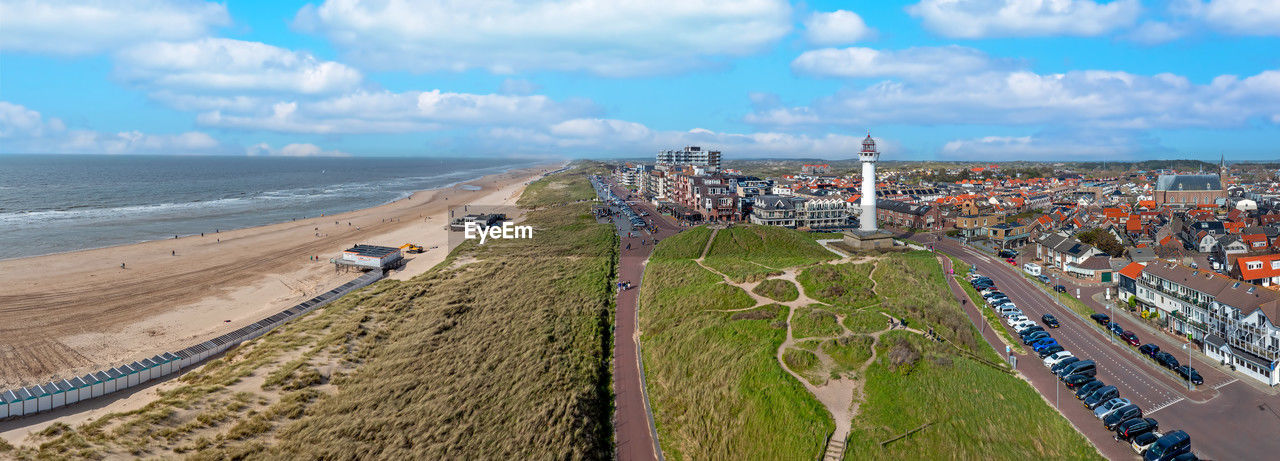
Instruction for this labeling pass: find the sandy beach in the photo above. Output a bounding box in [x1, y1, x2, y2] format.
[0, 163, 559, 389]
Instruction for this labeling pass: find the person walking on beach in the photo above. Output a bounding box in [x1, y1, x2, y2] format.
[121, 262, 126, 269]
[172, 250, 175, 256]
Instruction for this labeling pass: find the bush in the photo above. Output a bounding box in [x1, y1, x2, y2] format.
[887, 338, 921, 373]
[753, 278, 799, 302]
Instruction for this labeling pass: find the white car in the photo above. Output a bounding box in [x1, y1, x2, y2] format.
[1005, 315, 1028, 326]
[1094, 398, 1131, 419]
[999, 306, 1021, 317]
[1131, 431, 1161, 454]
[1012, 321, 1036, 332]
[1043, 351, 1073, 367]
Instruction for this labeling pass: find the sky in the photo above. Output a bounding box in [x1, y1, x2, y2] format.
[1, 0, 1279, 161]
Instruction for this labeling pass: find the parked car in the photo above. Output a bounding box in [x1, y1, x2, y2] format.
[1117, 418, 1160, 441]
[1051, 357, 1082, 375]
[1063, 374, 1097, 390]
[1032, 339, 1060, 353]
[999, 249, 1018, 258]
[1084, 386, 1120, 409]
[1175, 366, 1204, 385]
[1037, 274, 1051, 284]
[1104, 404, 1144, 430]
[1122, 331, 1141, 346]
[981, 289, 1002, 298]
[1143, 430, 1191, 461]
[1018, 325, 1046, 336]
[1139, 343, 1161, 358]
[1108, 322, 1125, 336]
[1037, 344, 1066, 358]
[1154, 352, 1181, 370]
[1054, 285, 1068, 293]
[1006, 257, 1017, 265]
[1044, 351, 1074, 367]
[1090, 313, 1111, 325]
[1012, 321, 1037, 332]
[1041, 314, 1060, 328]
[1169, 452, 1199, 461]
[1059, 360, 1097, 379]
[1131, 431, 1162, 454]
[1074, 380, 1106, 400]
[1095, 398, 1132, 419]
[1005, 315, 1028, 326]
[987, 296, 1010, 306]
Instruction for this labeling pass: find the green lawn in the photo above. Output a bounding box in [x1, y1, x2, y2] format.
[844, 332, 1100, 461]
[796, 262, 878, 310]
[791, 304, 844, 339]
[640, 227, 833, 460]
[752, 278, 799, 302]
[822, 335, 874, 375]
[872, 252, 990, 359]
[702, 225, 838, 282]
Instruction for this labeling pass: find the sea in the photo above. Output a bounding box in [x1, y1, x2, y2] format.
[0, 154, 543, 260]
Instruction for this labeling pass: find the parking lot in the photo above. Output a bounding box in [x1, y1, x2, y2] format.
[920, 233, 1280, 460]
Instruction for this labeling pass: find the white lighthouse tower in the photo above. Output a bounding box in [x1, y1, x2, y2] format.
[858, 132, 879, 232]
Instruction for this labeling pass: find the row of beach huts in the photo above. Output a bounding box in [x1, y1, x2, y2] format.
[0, 269, 384, 419]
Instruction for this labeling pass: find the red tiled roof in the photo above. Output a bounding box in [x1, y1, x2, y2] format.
[1235, 253, 1280, 281]
[1118, 262, 1146, 280]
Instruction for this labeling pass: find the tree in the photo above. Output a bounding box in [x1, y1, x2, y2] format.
[1076, 228, 1125, 257]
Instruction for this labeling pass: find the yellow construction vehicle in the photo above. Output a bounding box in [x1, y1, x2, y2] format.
[400, 243, 425, 254]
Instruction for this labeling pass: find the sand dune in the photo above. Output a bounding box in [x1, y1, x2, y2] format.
[0, 164, 556, 388]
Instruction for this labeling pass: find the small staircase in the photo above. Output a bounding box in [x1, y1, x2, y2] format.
[821, 437, 845, 461]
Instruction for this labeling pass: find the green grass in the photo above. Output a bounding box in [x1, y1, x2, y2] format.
[947, 255, 1025, 354]
[516, 161, 607, 208]
[822, 335, 874, 374]
[651, 225, 712, 260]
[641, 227, 833, 460]
[842, 308, 889, 334]
[792, 304, 844, 339]
[752, 278, 799, 302]
[783, 348, 824, 385]
[702, 224, 838, 282]
[797, 262, 878, 310]
[844, 332, 1100, 461]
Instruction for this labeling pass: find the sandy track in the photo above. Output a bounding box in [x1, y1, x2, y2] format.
[0, 164, 556, 387]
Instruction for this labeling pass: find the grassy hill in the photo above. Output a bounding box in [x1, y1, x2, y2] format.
[10, 166, 618, 459]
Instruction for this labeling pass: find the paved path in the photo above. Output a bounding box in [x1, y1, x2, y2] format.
[604, 183, 680, 461]
[919, 232, 1280, 460]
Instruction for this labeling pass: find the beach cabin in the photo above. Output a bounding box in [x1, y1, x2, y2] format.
[97, 370, 116, 394]
[31, 384, 52, 412]
[67, 377, 88, 404]
[104, 367, 123, 393]
[49, 380, 68, 408]
[15, 387, 36, 415]
[138, 358, 156, 383]
[123, 363, 140, 388]
[160, 352, 179, 376]
[83, 373, 103, 398]
[0, 390, 12, 419]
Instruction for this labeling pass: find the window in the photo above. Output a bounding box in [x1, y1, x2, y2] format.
[1272, 260, 1280, 270]
[1249, 261, 1264, 270]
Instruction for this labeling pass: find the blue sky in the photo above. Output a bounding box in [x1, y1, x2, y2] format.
[1, 0, 1279, 160]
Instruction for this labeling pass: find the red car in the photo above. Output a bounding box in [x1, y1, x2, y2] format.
[1007, 257, 1017, 265]
[1121, 331, 1140, 346]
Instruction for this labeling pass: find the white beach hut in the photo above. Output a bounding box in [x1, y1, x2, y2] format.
[84, 373, 104, 398]
[49, 381, 67, 409]
[15, 387, 36, 415]
[122, 364, 139, 388]
[29, 384, 51, 412]
[138, 358, 156, 383]
[0, 390, 12, 419]
[66, 377, 87, 405]
[103, 368, 123, 393]
[97, 370, 116, 395]
[159, 352, 179, 376]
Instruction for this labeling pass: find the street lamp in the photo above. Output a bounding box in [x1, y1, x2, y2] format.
[1183, 343, 1193, 390]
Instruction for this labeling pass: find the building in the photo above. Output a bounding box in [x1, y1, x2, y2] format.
[1154, 174, 1225, 207]
[954, 214, 1001, 237]
[802, 164, 831, 175]
[657, 146, 721, 169]
[1035, 232, 1103, 272]
[987, 221, 1032, 248]
[337, 245, 403, 270]
[1124, 261, 1280, 386]
[1231, 253, 1280, 286]
[750, 195, 801, 227]
[797, 195, 848, 229]
[858, 133, 879, 232]
[877, 200, 941, 230]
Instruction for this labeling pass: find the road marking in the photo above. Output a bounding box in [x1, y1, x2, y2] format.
[1213, 378, 1238, 390]
[1146, 397, 1185, 415]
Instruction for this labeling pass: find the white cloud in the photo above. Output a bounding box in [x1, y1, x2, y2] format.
[803, 10, 874, 45]
[1189, 0, 1280, 36]
[116, 38, 362, 94]
[750, 67, 1280, 130]
[0, 101, 223, 154]
[196, 89, 596, 134]
[246, 142, 348, 157]
[792, 46, 1010, 80]
[499, 78, 541, 95]
[294, 0, 792, 76]
[0, 0, 229, 55]
[1124, 21, 1188, 44]
[939, 132, 1148, 159]
[907, 0, 1141, 38]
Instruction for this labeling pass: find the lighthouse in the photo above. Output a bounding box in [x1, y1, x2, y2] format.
[859, 132, 879, 232]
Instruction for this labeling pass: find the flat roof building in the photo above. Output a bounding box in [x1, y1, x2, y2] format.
[337, 244, 403, 271]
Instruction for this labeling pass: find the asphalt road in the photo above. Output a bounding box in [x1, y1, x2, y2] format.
[921, 233, 1280, 460]
[601, 181, 680, 461]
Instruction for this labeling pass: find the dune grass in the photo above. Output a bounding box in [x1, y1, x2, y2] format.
[872, 251, 991, 360]
[844, 331, 1100, 461]
[842, 308, 889, 334]
[640, 227, 832, 460]
[12, 167, 619, 460]
[752, 278, 799, 302]
[947, 254, 1025, 354]
[651, 225, 712, 260]
[783, 348, 824, 385]
[797, 262, 878, 310]
[822, 335, 874, 374]
[791, 304, 844, 339]
[702, 225, 837, 282]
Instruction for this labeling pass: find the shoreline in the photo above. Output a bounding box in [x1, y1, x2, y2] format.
[0, 162, 536, 263]
[0, 161, 564, 390]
